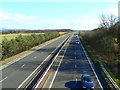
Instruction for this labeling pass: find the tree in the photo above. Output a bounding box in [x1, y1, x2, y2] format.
[99, 14, 118, 30]
[2, 32, 61, 60]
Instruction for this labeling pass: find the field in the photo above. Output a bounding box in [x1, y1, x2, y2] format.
[0, 32, 66, 41]
[0, 33, 44, 41]
[0, 31, 67, 60]
[59, 32, 67, 35]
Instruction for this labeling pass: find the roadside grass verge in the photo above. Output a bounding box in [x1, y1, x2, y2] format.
[103, 63, 120, 88]
[0, 34, 66, 66]
[79, 34, 118, 89]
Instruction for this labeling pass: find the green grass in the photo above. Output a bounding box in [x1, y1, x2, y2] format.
[104, 64, 120, 87]
[79, 34, 117, 89]
[1, 34, 18, 40]
[0, 32, 65, 41]
[0, 34, 61, 66]
[80, 31, 120, 88]
[87, 42, 120, 88]
[0, 33, 44, 41]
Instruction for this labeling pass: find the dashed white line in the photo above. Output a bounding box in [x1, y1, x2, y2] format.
[0, 76, 8, 83]
[35, 36, 71, 89]
[17, 48, 59, 89]
[75, 79, 77, 83]
[48, 35, 73, 90]
[0, 34, 68, 70]
[17, 34, 70, 89]
[34, 56, 37, 59]
[48, 45, 68, 90]
[75, 65, 77, 68]
[21, 64, 25, 68]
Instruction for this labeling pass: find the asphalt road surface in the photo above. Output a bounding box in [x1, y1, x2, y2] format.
[1, 34, 69, 89]
[42, 34, 102, 89]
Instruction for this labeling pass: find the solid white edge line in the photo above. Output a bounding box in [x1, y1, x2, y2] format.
[34, 56, 37, 59]
[75, 65, 77, 68]
[0, 34, 67, 70]
[75, 79, 77, 83]
[35, 35, 71, 89]
[48, 35, 73, 90]
[48, 44, 67, 90]
[79, 39, 103, 90]
[17, 34, 70, 89]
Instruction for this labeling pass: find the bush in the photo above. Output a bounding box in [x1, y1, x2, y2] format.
[80, 28, 120, 77]
[1, 32, 60, 60]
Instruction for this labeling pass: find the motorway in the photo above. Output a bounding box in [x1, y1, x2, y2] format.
[41, 34, 102, 89]
[0, 34, 69, 89]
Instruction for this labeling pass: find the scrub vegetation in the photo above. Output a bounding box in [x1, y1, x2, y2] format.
[80, 14, 120, 87]
[1, 32, 60, 60]
[0, 33, 44, 41]
[0, 29, 72, 60]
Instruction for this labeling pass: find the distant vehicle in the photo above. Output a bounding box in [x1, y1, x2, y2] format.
[74, 35, 78, 38]
[75, 35, 78, 37]
[75, 40, 80, 44]
[81, 74, 94, 89]
[74, 32, 79, 35]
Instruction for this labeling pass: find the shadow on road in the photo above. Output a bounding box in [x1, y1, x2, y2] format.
[65, 81, 82, 90]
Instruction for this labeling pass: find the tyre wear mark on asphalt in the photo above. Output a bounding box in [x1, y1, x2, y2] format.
[1, 34, 69, 89]
[44, 35, 73, 90]
[17, 36, 69, 89]
[0, 34, 67, 71]
[80, 40, 103, 89]
[40, 40, 71, 89]
[45, 35, 102, 89]
[48, 41, 70, 89]
[34, 37, 70, 89]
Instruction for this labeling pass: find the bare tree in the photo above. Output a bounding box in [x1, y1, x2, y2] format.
[99, 14, 117, 30]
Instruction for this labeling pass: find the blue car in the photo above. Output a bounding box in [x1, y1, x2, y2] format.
[75, 40, 80, 45]
[81, 74, 94, 89]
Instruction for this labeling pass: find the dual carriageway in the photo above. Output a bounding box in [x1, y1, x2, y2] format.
[0, 33, 112, 89]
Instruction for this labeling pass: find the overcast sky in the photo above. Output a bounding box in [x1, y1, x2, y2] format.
[0, 0, 119, 30]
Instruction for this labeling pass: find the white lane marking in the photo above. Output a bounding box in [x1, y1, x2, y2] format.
[17, 34, 70, 89]
[35, 35, 71, 89]
[34, 56, 37, 59]
[76, 79, 77, 83]
[0, 34, 68, 70]
[21, 64, 25, 68]
[48, 45, 68, 90]
[0, 76, 8, 83]
[75, 65, 77, 68]
[48, 35, 73, 90]
[79, 39, 103, 89]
